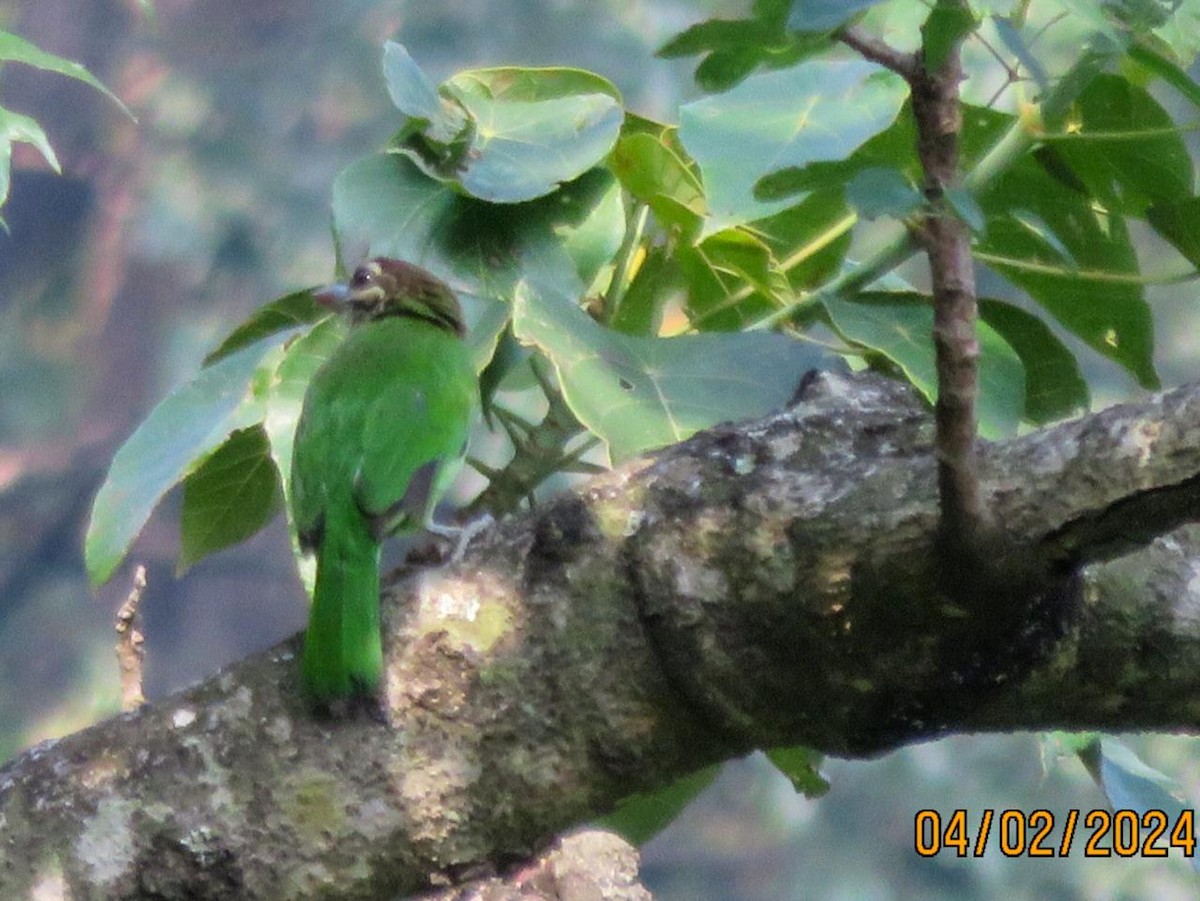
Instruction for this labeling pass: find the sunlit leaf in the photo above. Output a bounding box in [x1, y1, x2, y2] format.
[678, 228, 782, 330]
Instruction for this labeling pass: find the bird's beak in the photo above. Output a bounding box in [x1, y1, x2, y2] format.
[313, 283, 352, 309]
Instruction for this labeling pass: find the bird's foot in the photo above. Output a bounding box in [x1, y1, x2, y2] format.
[426, 512, 494, 563]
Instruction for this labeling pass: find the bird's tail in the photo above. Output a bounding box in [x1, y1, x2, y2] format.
[302, 509, 382, 700]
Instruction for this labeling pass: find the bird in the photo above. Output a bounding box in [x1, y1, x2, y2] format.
[290, 257, 478, 702]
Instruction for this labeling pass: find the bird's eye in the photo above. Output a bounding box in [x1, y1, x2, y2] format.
[350, 266, 374, 288]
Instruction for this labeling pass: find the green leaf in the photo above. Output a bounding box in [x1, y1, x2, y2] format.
[751, 187, 854, 292]
[789, 0, 884, 32]
[945, 186, 986, 233]
[992, 16, 1051, 92]
[262, 318, 348, 518]
[678, 228, 782, 330]
[766, 746, 830, 797]
[86, 334, 288, 587]
[383, 42, 449, 123]
[0, 106, 60, 209]
[203, 290, 329, 366]
[1089, 738, 1200, 872]
[179, 425, 281, 573]
[657, 8, 833, 92]
[596, 765, 720, 845]
[513, 267, 835, 463]
[1047, 73, 1192, 216]
[657, 18, 776, 58]
[386, 44, 624, 204]
[1151, 0, 1200, 61]
[611, 246, 680, 336]
[333, 153, 619, 302]
[1127, 40, 1200, 108]
[557, 170, 625, 289]
[609, 131, 706, 236]
[978, 299, 1089, 423]
[923, 1, 978, 71]
[823, 293, 1026, 439]
[680, 62, 907, 234]
[1146, 196, 1200, 267]
[0, 30, 131, 118]
[977, 153, 1159, 388]
[845, 167, 921, 220]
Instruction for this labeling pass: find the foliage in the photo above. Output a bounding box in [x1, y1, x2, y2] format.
[83, 0, 1200, 851]
[0, 29, 129, 225]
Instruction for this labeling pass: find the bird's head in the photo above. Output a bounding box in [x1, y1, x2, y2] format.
[315, 258, 466, 338]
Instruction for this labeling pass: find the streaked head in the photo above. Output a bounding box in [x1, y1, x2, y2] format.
[315, 258, 466, 337]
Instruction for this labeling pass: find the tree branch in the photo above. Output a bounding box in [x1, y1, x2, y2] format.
[4, 372, 1200, 899]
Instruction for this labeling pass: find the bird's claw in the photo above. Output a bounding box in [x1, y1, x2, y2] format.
[427, 512, 494, 563]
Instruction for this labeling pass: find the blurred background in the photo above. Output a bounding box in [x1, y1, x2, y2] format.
[0, 0, 1198, 897]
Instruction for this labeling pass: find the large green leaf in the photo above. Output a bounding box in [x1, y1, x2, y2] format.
[179, 425, 281, 573]
[680, 62, 907, 235]
[85, 333, 290, 587]
[385, 43, 623, 204]
[1046, 74, 1192, 217]
[823, 294, 1026, 440]
[513, 268, 834, 463]
[977, 154, 1158, 388]
[978, 299, 1089, 423]
[333, 154, 621, 302]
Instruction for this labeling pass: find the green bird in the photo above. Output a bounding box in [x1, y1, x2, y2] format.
[290, 258, 477, 701]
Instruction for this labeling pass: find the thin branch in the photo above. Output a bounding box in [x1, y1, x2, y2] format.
[114, 564, 147, 711]
[911, 0, 987, 557]
[838, 26, 919, 80]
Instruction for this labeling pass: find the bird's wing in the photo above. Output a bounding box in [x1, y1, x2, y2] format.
[354, 330, 476, 531]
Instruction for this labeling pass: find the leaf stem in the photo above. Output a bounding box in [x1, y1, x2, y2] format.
[604, 203, 650, 326]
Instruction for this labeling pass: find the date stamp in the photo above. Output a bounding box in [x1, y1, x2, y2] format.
[915, 808, 1196, 858]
